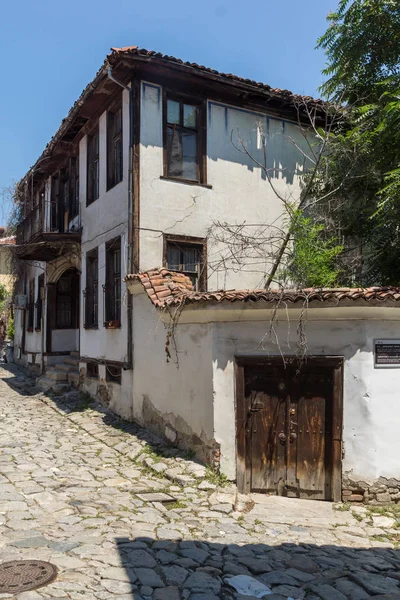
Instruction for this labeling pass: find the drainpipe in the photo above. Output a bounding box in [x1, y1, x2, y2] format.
[106, 66, 133, 370]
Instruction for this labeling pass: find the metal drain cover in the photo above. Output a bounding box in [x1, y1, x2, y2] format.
[0, 560, 57, 593]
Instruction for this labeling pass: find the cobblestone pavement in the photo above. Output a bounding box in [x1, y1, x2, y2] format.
[1, 365, 400, 599]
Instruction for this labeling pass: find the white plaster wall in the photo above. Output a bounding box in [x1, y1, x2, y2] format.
[139, 82, 310, 289]
[79, 87, 130, 366]
[211, 317, 400, 482]
[131, 292, 214, 442]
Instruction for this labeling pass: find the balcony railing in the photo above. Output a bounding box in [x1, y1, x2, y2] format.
[16, 198, 81, 246]
[16, 197, 81, 261]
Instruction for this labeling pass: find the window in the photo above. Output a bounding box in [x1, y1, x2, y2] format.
[35, 275, 44, 331]
[84, 248, 98, 329]
[165, 236, 206, 291]
[106, 365, 121, 385]
[50, 175, 60, 231]
[56, 269, 79, 329]
[27, 278, 35, 331]
[164, 96, 204, 183]
[104, 237, 121, 326]
[86, 361, 98, 379]
[69, 157, 79, 218]
[87, 127, 99, 205]
[107, 103, 123, 189]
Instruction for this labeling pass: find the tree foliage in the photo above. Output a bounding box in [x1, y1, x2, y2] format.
[318, 0, 400, 103]
[283, 212, 343, 288]
[313, 0, 400, 285]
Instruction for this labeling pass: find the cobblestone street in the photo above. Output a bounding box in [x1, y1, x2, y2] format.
[1, 365, 400, 599]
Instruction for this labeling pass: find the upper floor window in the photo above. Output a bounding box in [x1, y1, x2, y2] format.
[164, 96, 205, 184]
[87, 127, 99, 205]
[164, 235, 206, 291]
[27, 278, 35, 331]
[69, 156, 79, 218]
[107, 103, 123, 189]
[84, 248, 98, 329]
[104, 237, 121, 327]
[35, 274, 44, 331]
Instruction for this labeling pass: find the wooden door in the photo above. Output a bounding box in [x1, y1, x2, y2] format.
[237, 358, 341, 501]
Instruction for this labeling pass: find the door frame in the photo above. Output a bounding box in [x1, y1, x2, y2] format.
[235, 355, 344, 501]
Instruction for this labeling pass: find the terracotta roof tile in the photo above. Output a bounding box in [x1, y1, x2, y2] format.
[125, 269, 400, 309]
[110, 46, 325, 107]
[0, 236, 16, 246]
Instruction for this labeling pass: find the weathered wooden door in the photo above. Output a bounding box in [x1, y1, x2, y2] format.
[236, 358, 342, 501]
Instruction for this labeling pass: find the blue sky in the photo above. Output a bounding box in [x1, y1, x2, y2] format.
[0, 0, 336, 222]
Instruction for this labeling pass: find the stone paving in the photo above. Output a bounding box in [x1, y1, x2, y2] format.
[0, 364, 400, 599]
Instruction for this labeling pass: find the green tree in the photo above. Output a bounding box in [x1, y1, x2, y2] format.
[313, 0, 400, 285]
[282, 212, 343, 288]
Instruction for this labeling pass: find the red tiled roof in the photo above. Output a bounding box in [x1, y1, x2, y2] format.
[22, 45, 326, 186]
[126, 268, 400, 308]
[110, 46, 324, 106]
[0, 236, 16, 246]
[126, 268, 194, 307]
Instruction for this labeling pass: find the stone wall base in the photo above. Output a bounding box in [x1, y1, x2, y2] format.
[343, 475, 400, 504]
[141, 396, 220, 469]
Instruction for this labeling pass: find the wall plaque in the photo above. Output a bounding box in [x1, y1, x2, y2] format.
[374, 339, 400, 368]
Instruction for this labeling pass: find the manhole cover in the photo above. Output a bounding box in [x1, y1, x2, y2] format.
[0, 560, 57, 593]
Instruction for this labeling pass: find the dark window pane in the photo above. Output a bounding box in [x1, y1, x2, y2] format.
[115, 108, 122, 134]
[167, 127, 182, 178]
[166, 246, 181, 270]
[182, 132, 198, 180]
[167, 100, 180, 124]
[182, 247, 199, 272]
[184, 104, 196, 128]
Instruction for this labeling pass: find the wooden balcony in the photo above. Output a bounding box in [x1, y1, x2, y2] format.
[16, 200, 81, 262]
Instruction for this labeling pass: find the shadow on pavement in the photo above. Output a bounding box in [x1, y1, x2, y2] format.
[0, 362, 203, 466]
[114, 535, 400, 599]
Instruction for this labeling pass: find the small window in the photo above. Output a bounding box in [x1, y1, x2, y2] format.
[107, 103, 123, 189]
[106, 365, 121, 385]
[35, 275, 44, 331]
[86, 362, 98, 379]
[165, 236, 206, 291]
[104, 237, 121, 326]
[164, 96, 204, 183]
[87, 127, 99, 205]
[84, 248, 98, 329]
[69, 156, 79, 218]
[27, 278, 35, 331]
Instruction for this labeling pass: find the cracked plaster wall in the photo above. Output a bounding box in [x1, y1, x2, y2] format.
[131, 293, 215, 460]
[211, 316, 400, 485]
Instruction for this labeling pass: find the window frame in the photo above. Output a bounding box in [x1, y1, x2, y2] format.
[87, 125, 100, 205]
[106, 364, 122, 385]
[27, 278, 35, 331]
[35, 274, 44, 332]
[84, 248, 99, 329]
[69, 156, 79, 219]
[163, 92, 206, 185]
[107, 99, 123, 190]
[104, 237, 121, 327]
[86, 361, 99, 379]
[163, 234, 207, 291]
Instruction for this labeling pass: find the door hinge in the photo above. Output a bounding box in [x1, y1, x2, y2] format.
[341, 441, 345, 460]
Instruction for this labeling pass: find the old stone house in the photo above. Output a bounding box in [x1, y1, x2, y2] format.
[13, 45, 314, 405]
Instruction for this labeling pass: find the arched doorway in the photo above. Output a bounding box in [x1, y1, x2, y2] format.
[46, 268, 80, 354]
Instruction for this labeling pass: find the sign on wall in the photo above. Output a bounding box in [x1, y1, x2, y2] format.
[374, 339, 400, 368]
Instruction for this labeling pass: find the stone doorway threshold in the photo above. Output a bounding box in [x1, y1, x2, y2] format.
[242, 494, 359, 528]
